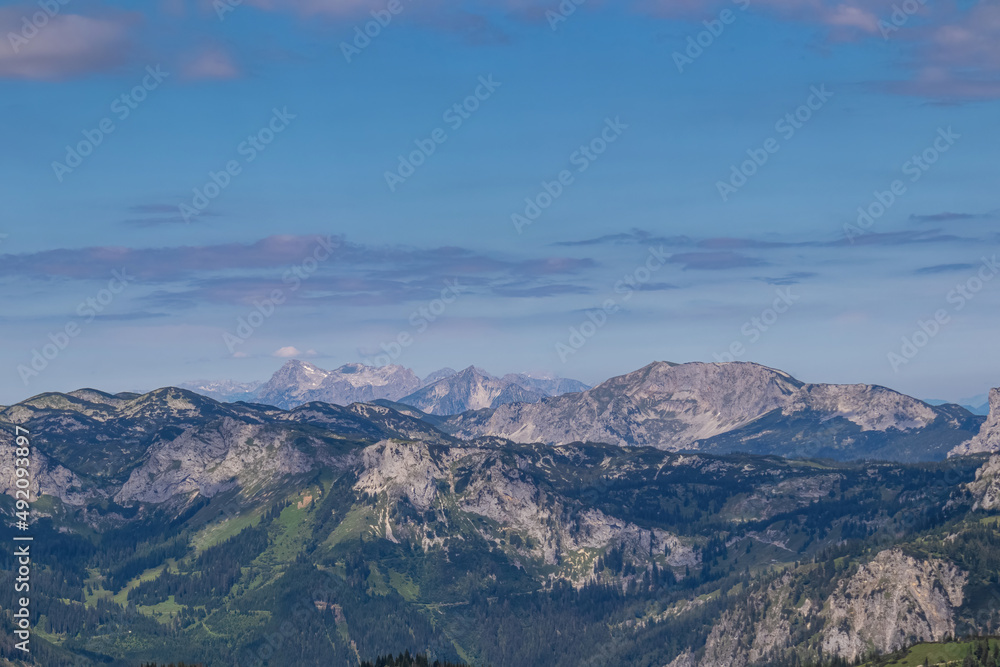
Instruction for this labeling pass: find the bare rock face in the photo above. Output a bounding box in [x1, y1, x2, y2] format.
[678, 549, 967, 667]
[353, 440, 698, 573]
[786, 383, 938, 431]
[696, 574, 814, 667]
[952, 388, 1000, 456]
[665, 649, 697, 667]
[821, 549, 967, 663]
[115, 418, 318, 503]
[355, 440, 462, 512]
[968, 454, 1000, 510]
[0, 429, 93, 506]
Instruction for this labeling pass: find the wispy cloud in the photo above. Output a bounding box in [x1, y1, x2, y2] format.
[666, 251, 767, 271]
[241, 0, 389, 17]
[0, 10, 136, 80]
[553, 229, 692, 247]
[756, 271, 818, 285]
[181, 45, 241, 80]
[122, 203, 224, 227]
[638, 0, 889, 35]
[828, 229, 964, 246]
[914, 263, 978, 275]
[909, 212, 987, 224]
[490, 283, 593, 298]
[645, 0, 1000, 100]
[0, 235, 609, 310]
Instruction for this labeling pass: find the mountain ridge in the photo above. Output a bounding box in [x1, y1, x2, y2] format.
[2, 369, 1000, 666]
[441, 361, 983, 461]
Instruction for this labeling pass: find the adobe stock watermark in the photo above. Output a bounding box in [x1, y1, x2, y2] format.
[364, 279, 466, 366]
[180, 107, 296, 222]
[878, 0, 929, 39]
[384, 75, 501, 192]
[511, 117, 628, 234]
[340, 0, 414, 62]
[888, 255, 999, 372]
[546, 0, 587, 30]
[844, 127, 960, 243]
[51, 66, 169, 182]
[17, 269, 134, 386]
[223, 236, 337, 354]
[673, 0, 751, 73]
[6, 0, 72, 53]
[555, 246, 667, 362]
[713, 287, 799, 362]
[716, 85, 833, 202]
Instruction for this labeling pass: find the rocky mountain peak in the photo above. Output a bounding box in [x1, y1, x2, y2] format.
[950, 387, 1000, 456]
[422, 367, 458, 384]
[272, 358, 326, 383]
[457, 365, 493, 379]
[254, 360, 421, 409]
[395, 365, 590, 416]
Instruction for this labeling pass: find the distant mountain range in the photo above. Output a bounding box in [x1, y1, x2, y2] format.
[182, 360, 590, 415]
[924, 394, 991, 416]
[38, 360, 990, 468]
[2, 364, 1000, 666]
[397, 366, 589, 415]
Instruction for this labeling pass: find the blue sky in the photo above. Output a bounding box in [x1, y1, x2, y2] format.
[1, 0, 998, 404]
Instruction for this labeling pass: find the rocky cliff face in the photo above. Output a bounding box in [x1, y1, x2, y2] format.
[255, 360, 422, 409]
[951, 388, 1000, 456]
[968, 454, 1000, 510]
[680, 549, 968, 667]
[354, 439, 698, 573]
[697, 574, 811, 667]
[821, 550, 967, 662]
[444, 362, 969, 460]
[114, 418, 324, 504]
[0, 428, 93, 506]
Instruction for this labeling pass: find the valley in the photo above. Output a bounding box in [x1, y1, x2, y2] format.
[1, 360, 999, 665]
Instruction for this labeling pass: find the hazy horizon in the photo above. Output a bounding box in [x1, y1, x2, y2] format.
[5, 355, 995, 410]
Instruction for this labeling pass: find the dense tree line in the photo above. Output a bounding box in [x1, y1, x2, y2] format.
[129, 523, 270, 606]
[362, 651, 467, 667]
[0, 450, 992, 667]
